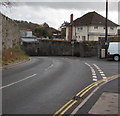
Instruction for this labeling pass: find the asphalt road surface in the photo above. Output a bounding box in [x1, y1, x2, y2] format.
[2, 57, 119, 114]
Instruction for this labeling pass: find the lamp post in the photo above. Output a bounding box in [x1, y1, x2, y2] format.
[71, 40, 74, 57]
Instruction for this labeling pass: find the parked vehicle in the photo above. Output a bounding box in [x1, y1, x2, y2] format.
[107, 42, 120, 61]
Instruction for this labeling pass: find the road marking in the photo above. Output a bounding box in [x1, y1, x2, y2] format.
[93, 78, 98, 81]
[71, 85, 100, 115]
[76, 83, 95, 96]
[53, 100, 73, 116]
[60, 100, 77, 116]
[93, 64, 106, 80]
[53, 74, 120, 116]
[0, 74, 37, 89]
[99, 72, 104, 74]
[103, 76, 107, 79]
[92, 76, 97, 78]
[71, 74, 120, 115]
[78, 74, 120, 98]
[85, 62, 97, 82]
[101, 74, 105, 76]
[45, 64, 54, 71]
[92, 73, 96, 75]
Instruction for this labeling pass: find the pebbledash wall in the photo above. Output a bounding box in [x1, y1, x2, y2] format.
[0, 13, 20, 50]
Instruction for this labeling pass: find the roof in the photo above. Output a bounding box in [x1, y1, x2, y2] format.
[73, 11, 118, 27]
[20, 29, 32, 31]
[21, 37, 38, 43]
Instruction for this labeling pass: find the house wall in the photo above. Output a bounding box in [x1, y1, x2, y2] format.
[89, 35, 99, 41]
[66, 27, 69, 41]
[89, 26, 117, 35]
[65, 25, 118, 41]
[20, 30, 33, 37]
[73, 26, 88, 41]
[1, 13, 20, 49]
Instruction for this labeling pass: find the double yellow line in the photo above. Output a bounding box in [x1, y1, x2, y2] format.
[53, 74, 120, 116]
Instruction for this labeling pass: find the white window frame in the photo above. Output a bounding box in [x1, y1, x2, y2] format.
[78, 27, 83, 31]
[94, 26, 98, 30]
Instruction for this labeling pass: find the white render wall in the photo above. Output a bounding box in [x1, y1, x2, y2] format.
[73, 26, 88, 42]
[66, 27, 69, 41]
[89, 26, 117, 35]
[70, 25, 118, 41]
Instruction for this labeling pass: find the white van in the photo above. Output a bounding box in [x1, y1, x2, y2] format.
[107, 42, 120, 61]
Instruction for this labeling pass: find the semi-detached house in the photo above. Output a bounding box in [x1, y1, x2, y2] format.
[66, 11, 118, 42]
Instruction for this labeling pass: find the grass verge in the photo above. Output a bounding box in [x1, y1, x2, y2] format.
[1, 46, 29, 66]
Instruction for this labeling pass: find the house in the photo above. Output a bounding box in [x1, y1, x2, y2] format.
[118, 28, 120, 36]
[20, 29, 33, 37]
[66, 11, 118, 42]
[20, 29, 38, 43]
[47, 27, 61, 39]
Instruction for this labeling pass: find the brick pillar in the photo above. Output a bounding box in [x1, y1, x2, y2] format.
[68, 14, 73, 41]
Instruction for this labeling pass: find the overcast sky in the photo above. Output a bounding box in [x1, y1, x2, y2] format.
[0, 0, 119, 29]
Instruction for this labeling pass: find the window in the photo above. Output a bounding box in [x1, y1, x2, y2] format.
[78, 27, 83, 31]
[110, 27, 114, 30]
[94, 26, 98, 29]
[82, 36, 86, 41]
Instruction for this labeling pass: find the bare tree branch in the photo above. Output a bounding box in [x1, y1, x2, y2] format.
[0, 0, 14, 7]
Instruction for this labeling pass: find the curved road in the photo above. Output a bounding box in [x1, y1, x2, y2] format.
[2, 57, 119, 114]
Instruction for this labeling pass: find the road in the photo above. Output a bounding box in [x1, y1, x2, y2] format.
[2, 57, 119, 114]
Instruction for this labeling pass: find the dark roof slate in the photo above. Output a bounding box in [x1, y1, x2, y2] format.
[73, 11, 118, 26]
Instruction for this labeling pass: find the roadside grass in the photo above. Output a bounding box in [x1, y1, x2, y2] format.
[2, 46, 29, 66]
[0, 57, 2, 66]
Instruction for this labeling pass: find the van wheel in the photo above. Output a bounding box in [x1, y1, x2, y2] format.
[113, 55, 119, 61]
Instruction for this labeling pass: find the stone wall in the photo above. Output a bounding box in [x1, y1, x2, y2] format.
[22, 40, 98, 57]
[0, 13, 20, 49]
[0, 13, 2, 55]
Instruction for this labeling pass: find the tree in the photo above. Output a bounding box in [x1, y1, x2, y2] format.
[60, 21, 69, 28]
[60, 21, 69, 39]
[0, 0, 14, 7]
[43, 22, 49, 28]
[34, 26, 49, 38]
[61, 28, 66, 39]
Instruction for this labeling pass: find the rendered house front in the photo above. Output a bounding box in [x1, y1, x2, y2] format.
[66, 11, 118, 42]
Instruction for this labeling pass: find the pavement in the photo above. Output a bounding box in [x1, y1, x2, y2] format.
[1, 56, 119, 115]
[89, 92, 119, 114]
[0, 58, 31, 70]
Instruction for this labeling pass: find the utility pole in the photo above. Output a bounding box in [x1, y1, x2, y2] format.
[105, 0, 108, 57]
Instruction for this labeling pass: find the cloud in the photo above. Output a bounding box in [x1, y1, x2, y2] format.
[2, 0, 120, 2]
[0, 1, 118, 29]
[17, 2, 118, 12]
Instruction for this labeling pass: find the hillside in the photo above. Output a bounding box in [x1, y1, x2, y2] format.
[15, 20, 40, 32]
[15, 20, 60, 38]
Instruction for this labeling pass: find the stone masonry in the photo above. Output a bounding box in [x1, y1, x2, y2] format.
[0, 13, 20, 50]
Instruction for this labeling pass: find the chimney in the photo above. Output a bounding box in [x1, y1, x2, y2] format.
[68, 14, 73, 41]
[70, 14, 73, 24]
